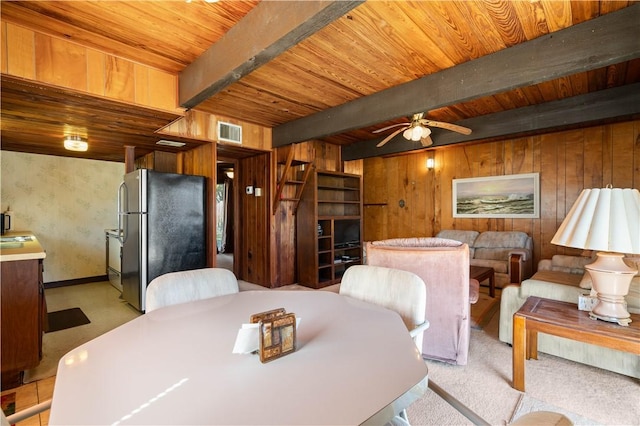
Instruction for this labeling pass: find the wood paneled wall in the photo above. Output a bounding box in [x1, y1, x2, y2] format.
[1, 20, 179, 113]
[362, 120, 640, 272]
[239, 152, 271, 285]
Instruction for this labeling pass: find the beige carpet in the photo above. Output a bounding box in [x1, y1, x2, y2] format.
[407, 307, 639, 426]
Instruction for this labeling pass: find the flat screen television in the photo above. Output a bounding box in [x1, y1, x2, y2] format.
[334, 220, 360, 248]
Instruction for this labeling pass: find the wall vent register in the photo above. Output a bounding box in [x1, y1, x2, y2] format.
[218, 121, 242, 144]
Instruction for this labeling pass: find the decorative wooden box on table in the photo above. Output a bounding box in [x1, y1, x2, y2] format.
[296, 170, 363, 289]
[0, 231, 47, 389]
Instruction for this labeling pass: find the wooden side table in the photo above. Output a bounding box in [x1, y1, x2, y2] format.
[470, 265, 495, 297]
[512, 296, 640, 391]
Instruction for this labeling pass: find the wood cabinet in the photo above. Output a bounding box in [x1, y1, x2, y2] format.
[135, 150, 177, 172]
[1, 259, 45, 388]
[296, 170, 362, 288]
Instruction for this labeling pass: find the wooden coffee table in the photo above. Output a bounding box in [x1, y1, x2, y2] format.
[512, 296, 640, 391]
[470, 265, 495, 297]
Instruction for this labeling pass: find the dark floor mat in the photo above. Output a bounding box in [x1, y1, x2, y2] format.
[46, 307, 90, 333]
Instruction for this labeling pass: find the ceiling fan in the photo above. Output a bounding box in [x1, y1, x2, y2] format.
[373, 112, 472, 148]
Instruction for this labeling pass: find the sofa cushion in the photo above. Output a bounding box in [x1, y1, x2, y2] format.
[624, 256, 640, 277]
[474, 247, 512, 262]
[529, 270, 584, 287]
[435, 230, 479, 246]
[473, 231, 529, 248]
[470, 258, 508, 274]
[552, 254, 594, 274]
[579, 272, 592, 289]
[371, 237, 462, 248]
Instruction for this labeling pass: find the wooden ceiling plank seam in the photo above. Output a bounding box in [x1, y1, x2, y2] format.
[272, 4, 640, 146]
[540, 0, 573, 32]
[510, 0, 551, 40]
[343, 83, 640, 161]
[179, 0, 364, 109]
[364, 2, 455, 71]
[479, 0, 529, 48]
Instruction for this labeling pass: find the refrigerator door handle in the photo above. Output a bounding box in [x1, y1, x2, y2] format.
[117, 181, 128, 244]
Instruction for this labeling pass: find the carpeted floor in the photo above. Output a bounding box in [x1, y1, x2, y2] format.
[511, 394, 597, 425]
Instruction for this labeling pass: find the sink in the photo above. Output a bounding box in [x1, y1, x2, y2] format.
[0, 236, 33, 243]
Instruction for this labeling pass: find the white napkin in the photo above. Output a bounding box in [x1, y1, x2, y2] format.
[232, 323, 260, 354]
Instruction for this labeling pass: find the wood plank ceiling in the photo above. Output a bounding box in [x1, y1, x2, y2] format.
[1, 0, 639, 163]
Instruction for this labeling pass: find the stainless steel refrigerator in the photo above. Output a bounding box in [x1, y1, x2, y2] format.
[118, 169, 207, 312]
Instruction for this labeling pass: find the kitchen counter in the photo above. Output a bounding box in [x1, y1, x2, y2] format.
[0, 231, 46, 262]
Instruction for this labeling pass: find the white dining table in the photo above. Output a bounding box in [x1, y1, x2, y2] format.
[49, 290, 428, 425]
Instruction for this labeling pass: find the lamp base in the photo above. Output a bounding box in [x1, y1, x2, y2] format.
[589, 311, 632, 326]
[585, 252, 636, 327]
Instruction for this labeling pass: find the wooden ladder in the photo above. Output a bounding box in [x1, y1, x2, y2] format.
[273, 146, 313, 215]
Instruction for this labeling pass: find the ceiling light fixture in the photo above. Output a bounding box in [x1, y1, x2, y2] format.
[64, 136, 88, 152]
[403, 124, 431, 142]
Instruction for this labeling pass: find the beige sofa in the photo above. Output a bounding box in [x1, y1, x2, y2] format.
[436, 230, 533, 287]
[499, 254, 640, 379]
[365, 237, 479, 365]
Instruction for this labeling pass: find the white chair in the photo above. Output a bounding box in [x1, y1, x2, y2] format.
[145, 268, 239, 312]
[340, 265, 490, 426]
[340, 265, 430, 349]
[340, 265, 430, 425]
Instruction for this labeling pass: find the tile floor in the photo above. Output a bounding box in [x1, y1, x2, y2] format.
[1, 376, 54, 426]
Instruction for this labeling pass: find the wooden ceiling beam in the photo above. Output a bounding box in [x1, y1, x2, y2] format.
[179, 0, 364, 109]
[274, 4, 640, 147]
[343, 83, 640, 160]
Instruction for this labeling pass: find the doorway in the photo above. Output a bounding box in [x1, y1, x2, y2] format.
[216, 161, 235, 272]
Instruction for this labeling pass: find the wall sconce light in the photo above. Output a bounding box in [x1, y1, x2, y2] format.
[64, 136, 88, 152]
[426, 157, 435, 170]
[225, 169, 234, 179]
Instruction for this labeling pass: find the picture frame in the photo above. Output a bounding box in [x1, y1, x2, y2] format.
[452, 173, 539, 218]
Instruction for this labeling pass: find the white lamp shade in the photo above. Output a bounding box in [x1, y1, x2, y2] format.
[551, 188, 640, 254]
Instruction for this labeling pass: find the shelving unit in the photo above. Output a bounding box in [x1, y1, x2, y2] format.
[296, 170, 363, 289]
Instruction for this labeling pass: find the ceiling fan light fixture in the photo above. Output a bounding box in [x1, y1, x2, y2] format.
[411, 126, 423, 141]
[64, 136, 88, 152]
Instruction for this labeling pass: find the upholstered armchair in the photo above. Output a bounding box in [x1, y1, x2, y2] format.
[365, 237, 479, 365]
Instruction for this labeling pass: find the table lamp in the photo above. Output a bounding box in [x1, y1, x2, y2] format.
[551, 187, 640, 326]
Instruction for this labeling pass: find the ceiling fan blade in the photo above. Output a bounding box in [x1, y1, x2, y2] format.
[372, 123, 410, 133]
[376, 128, 405, 147]
[422, 120, 472, 135]
[420, 135, 434, 147]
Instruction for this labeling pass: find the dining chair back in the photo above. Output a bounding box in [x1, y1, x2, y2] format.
[339, 265, 429, 350]
[340, 264, 429, 425]
[145, 268, 239, 312]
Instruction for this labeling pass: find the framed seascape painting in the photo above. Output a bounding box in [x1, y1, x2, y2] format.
[452, 173, 540, 218]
